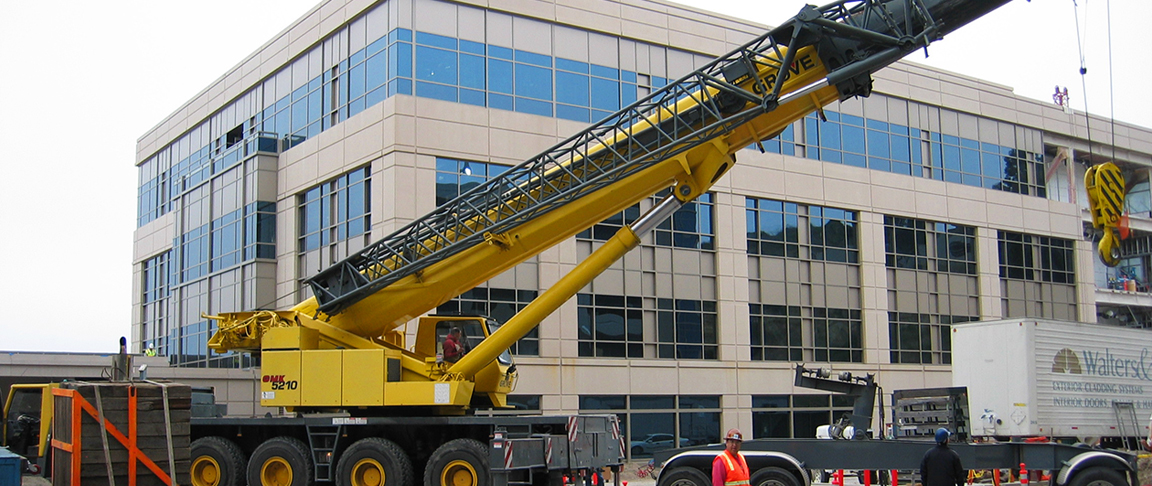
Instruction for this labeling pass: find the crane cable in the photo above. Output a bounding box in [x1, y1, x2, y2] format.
[1071, 0, 1095, 161]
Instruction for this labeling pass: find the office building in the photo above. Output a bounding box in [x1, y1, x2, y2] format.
[131, 0, 1152, 450]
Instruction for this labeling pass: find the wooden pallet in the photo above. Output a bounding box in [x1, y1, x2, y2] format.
[51, 381, 191, 486]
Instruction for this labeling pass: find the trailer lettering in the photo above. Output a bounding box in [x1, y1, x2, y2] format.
[262, 374, 286, 383]
[1079, 348, 1152, 381]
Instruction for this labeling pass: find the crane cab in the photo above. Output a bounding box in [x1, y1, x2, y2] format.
[414, 315, 517, 409]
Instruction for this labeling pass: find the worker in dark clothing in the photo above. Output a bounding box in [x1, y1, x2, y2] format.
[920, 428, 965, 486]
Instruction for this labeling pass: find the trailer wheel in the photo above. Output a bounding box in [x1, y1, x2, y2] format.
[658, 467, 710, 486]
[424, 438, 489, 486]
[248, 436, 315, 486]
[1067, 467, 1126, 486]
[336, 437, 414, 486]
[192, 436, 247, 486]
[750, 467, 800, 486]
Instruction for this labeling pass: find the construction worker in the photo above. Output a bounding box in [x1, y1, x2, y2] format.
[713, 428, 749, 486]
[920, 428, 965, 486]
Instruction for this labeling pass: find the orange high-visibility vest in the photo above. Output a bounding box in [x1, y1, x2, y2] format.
[714, 451, 750, 486]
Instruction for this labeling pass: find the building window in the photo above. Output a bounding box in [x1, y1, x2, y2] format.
[883, 216, 977, 364]
[747, 197, 864, 363]
[577, 294, 643, 358]
[998, 231, 1077, 320]
[884, 217, 976, 274]
[437, 287, 539, 356]
[747, 199, 857, 263]
[435, 158, 510, 207]
[657, 298, 718, 360]
[580, 395, 721, 459]
[749, 305, 862, 362]
[929, 136, 1045, 197]
[577, 191, 715, 250]
[298, 167, 371, 252]
[751, 394, 854, 438]
[998, 232, 1074, 283]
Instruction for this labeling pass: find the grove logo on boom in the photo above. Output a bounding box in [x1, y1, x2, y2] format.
[1051, 348, 1083, 374]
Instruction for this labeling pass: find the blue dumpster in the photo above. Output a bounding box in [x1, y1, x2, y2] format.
[0, 447, 22, 486]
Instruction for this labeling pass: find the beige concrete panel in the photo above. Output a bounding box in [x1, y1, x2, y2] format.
[627, 365, 682, 394]
[677, 364, 738, 394]
[561, 361, 631, 394]
[783, 171, 824, 203]
[283, 155, 322, 198]
[486, 10, 514, 48]
[672, 272, 701, 299]
[512, 15, 553, 55]
[673, 248, 702, 275]
[553, 25, 590, 62]
[414, 0, 457, 36]
[558, 6, 623, 37]
[946, 196, 985, 226]
[825, 177, 871, 209]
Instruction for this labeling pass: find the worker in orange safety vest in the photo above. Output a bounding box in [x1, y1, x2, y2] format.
[712, 428, 750, 486]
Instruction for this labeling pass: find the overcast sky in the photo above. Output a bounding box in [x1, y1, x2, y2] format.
[1, 0, 1146, 353]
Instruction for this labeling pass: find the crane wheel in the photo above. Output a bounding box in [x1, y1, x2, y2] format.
[248, 436, 314, 486]
[336, 437, 414, 486]
[750, 467, 800, 486]
[657, 467, 710, 486]
[423, 438, 489, 486]
[191, 436, 247, 486]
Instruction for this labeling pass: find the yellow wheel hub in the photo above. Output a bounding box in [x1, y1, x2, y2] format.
[441, 459, 478, 486]
[262, 457, 294, 486]
[191, 455, 221, 486]
[352, 458, 386, 486]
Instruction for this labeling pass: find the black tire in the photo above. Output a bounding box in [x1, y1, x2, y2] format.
[1067, 467, 1126, 486]
[819, 470, 830, 483]
[632, 446, 645, 457]
[658, 467, 711, 486]
[248, 436, 314, 486]
[424, 438, 489, 486]
[336, 437, 414, 486]
[192, 436, 248, 486]
[750, 467, 800, 486]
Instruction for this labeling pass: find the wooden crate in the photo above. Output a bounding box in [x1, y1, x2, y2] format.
[51, 382, 192, 486]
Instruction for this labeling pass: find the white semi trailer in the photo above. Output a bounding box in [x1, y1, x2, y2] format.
[952, 318, 1152, 443]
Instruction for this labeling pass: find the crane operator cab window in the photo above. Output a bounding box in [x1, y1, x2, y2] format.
[437, 320, 483, 363]
[4, 387, 43, 458]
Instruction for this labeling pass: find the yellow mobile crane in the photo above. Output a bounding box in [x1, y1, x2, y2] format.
[192, 1, 1011, 485]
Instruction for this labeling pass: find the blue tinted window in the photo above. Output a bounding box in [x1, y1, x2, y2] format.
[591, 65, 618, 79]
[390, 42, 412, 78]
[515, 63, 552, 100]
[557, 105, 590, 123]
[416, 31, 456, 49]
[621, 70, 637, 83]
[460, 39, 484, 55]
[366, 51, 387, 91]
[460, 88, 485, 107]
[590, 77, 619, 111]
[515, 50, 551, 67]
[416, 46, 457, 85]
[556, 71, 590, 106]
[417, 81, 457, 102]
[515, 97, 552, 117]
[460, 54, 485, 89]
[488, 45, 513, 60]
[489, 59, 513, 94]
[557, 58, 589, 74]
[489, 93, 513, 110]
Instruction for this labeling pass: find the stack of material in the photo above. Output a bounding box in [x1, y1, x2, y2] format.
[52, 381, 191, 486]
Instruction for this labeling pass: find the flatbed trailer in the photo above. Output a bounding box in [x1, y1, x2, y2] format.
[654, 439, 1137, 486]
